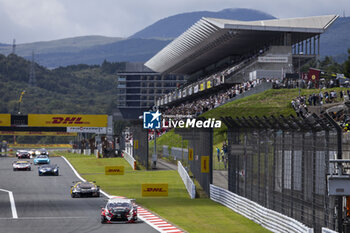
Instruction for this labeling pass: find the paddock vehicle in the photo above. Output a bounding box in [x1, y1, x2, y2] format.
[13, 160, 31, 171]
[34, 155, 50, 165]
[38, 164, 59, 176]
[101, 198, 138, 223]
[70, 181, 100, 198]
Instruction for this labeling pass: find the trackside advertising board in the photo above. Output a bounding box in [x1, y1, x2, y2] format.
[105, 166, 124, 175]
[0, 114, 11, 126]
[28, 114, 108, 127]
[67, 127, 107, 134]
[142, 184, 168, 197]
[0, 131, 77, 136]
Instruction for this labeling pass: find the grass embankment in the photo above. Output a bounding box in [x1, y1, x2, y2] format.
[152, 88, 349, 167]
[59, 152, 270, 233]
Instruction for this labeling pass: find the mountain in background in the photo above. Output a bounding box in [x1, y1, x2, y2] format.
[130, 8, 276, 39]
[320, 16, 350, 62]
[0, 8, 349, 67]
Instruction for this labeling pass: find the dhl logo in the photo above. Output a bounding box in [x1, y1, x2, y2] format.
[105, 166, 124, 175]
[143, 188, 167, 192]
[47, 117, 88, 125]
[141, 184, 168, 196]
[108, 169, 121, 172]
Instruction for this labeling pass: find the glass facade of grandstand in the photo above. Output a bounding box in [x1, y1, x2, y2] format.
[116, 72, 185, 109]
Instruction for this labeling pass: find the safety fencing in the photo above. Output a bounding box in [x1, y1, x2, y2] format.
[178, 161, 196, 199]
[162, 146, 188, 161]
[123, 149, 137, 170]
[210, 184, 314, 233]
[221, 114, 340, 232]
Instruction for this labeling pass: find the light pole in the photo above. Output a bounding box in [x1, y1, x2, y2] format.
[298, 52, 303, 96]
[18, 90, 26, 114]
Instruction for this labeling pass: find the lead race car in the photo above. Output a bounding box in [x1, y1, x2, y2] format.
[101, 198, 138, 223]
[70, 181, 100, 198]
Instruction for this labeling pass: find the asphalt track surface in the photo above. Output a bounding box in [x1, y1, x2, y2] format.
[0, 156, 158, 233]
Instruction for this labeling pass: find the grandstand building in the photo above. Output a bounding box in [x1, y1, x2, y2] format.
[145, 15, 338, 108]
[116, 62, 185, 119]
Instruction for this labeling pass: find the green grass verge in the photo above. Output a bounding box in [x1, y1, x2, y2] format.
[58, 152, 270, 233]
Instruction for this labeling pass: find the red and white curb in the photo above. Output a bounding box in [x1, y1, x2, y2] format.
[62, 156, 185, 233]
[137, 207, 184, 233]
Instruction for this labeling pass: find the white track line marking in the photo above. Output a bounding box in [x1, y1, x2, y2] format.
[0, 189, 18, 219]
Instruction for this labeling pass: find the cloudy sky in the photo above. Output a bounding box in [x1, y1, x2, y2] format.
[0, 0, 348, 44]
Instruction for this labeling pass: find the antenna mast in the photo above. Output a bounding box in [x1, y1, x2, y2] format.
[29, 51, 36, 86]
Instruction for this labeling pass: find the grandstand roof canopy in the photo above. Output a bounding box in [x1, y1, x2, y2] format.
[145, 15, 338, 75]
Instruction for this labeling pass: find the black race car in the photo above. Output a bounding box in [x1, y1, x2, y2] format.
[70, 181, 100, 198]
[101, 198, 138, 223]
[17, 150, 31, 159]
[38, 164, 59, 176]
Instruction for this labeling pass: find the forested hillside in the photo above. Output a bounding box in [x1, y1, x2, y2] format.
[0, 54, 123, 114]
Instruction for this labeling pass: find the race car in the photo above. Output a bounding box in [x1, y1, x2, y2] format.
[28, 149, 36, 157]
[101, 198, 138, 223]
[38, 164, 59, 176]
[17, 150, 31, 159]
[13, 160, 31, 171]
[70, 181, 100, 198]
[33, 155, 50, 165]
[35, 148, 49, 156]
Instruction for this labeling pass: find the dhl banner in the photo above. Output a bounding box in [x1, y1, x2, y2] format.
[207, 81, 212, 89]
[142, 184, 168, 197]
[188, 148, 194, 161]
[201, 156, 209, 173]
[200, 83, 205, 91]
[28, 114, 108, 127]
[105, 166, 124, 175]
[0, 131, 77, 136]
[0, 114, 11, 127]
[133, 140, 139, 149]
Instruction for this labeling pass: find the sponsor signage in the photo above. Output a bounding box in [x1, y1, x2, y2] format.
[67, 127, 107, 134]
[194, 85, 199, 93]
[28, 114, 108, 127]
[142, 184, 168, 197]
[201, 156, 209, 173]
[133, 140, 139, 149]
[0, 114, 11, 127]
[105, 166, 124, 175]
[188, 86, 193, 95]
[0, 131, 77, 136]
[188, 148, 194, 161]
[258, 56, 288, 63]
[207, 81, 212, 89]
[200, 83, 205, 91]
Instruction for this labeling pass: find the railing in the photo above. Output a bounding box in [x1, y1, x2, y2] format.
[123, 149, 137, 170]
[321, 228, 338, 233]
[210, 184, 314, 233]
[178, 161, 196, 199]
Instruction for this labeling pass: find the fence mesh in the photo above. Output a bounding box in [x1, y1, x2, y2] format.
[226, 122, 338, 232]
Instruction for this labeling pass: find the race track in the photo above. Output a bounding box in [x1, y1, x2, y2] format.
[0, 156, 158, 233]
